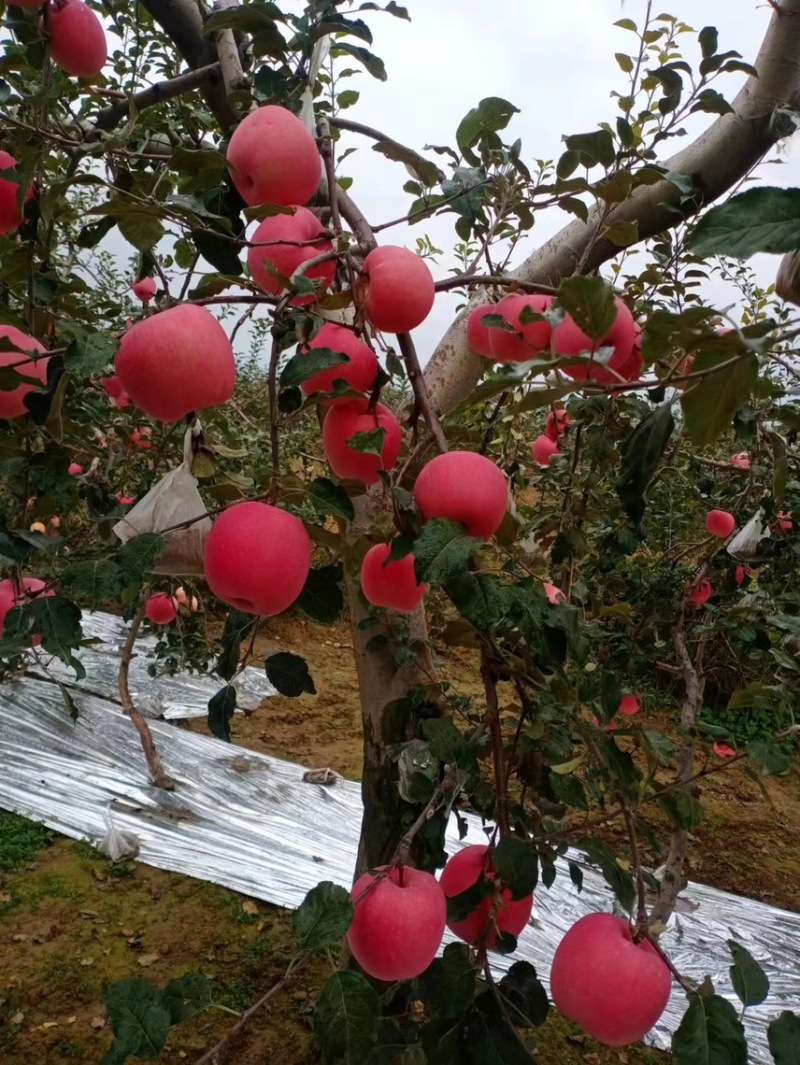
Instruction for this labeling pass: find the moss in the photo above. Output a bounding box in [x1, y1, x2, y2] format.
[0, 811, 52, 871]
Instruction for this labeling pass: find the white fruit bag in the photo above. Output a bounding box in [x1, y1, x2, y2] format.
[97, 811, 140, 862]
[727, 509, 771, 561]
[113, 422, 211, 575]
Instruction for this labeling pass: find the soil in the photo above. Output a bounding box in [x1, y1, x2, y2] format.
[1, 612, 797, 1064]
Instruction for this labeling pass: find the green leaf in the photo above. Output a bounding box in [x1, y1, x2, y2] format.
[728, 940, 769, 1007]
[689, 187, 800, 259]
[578, 837, 635, 913]
[413, 519, 479, 585]
[615, 401, 675, 527]
[557, 276, 616, 340]
[495, 931, 517, 955]
[447, 572, 514, 632]
[293, 881, 353, 951]
[415, 942, 479, 1017]
[162, 973, 212, 1025]
[498, 961, 550, 1028]
[768, 1011, 800, 1064]
[463, 993, 534, 1065]
[681, 352, 758, 447]
[90, 204, 165, 252]
[492, 837, 537, 901]
[203, 2, 284, 35]
[102, 978, 171, 1064]
[297, 564, 345, 624]
[208, 685, 237, 741]
[332, 42, 387, 80]
[548, 771, 588, 811]
[747, 739, 793, 776]
[671, 992, 747, 1065]
[456, 97, 520, 152]
[372, 140, 443, 187]
[446, 875, 493, 923]
[11, 596, 83, 668]
[642, 730, 675, 766]
[314, 16, 373, 44]
[216, 608, 256, 681]
[658, 791, 704, 832]
[313, 971, 380, 1063]
[347, 427, 386, 456]
[281, 347, 349, 389]
[115, 534, 166, 583]
[699, 26, 719, 58]
[265, 651, 316, 697]
[422, 717, 477, 772]
[563, 129, 616, 169]
[307, 477, 355, 521]
[59, 561, 124, 607]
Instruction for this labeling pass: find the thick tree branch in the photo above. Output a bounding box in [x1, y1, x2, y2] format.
[424, 0, 800, 415]
[94, 63, 223, 131]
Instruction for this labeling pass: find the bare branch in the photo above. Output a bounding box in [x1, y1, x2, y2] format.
[396, 333, 448, 454]
[94, 63, 223, 131]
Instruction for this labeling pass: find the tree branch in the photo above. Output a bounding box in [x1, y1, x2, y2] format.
[396, 332, 448, 454]
[423, 0, 800, 415]
[94, 63, 223, 131]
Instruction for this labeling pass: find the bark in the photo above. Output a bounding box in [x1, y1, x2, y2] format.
[423, 0, 800, 415]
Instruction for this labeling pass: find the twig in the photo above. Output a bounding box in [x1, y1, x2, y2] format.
[643, 931, 694, 994]
[195, 955, 309, 1065]
[118, 605, 176, 790]
[433, 273, 558, 296]
[623, 805, 648, 931]
[481, 652, 510, 838]
[396, 333, 448, 454]
[94, 64, 223, 130]
[266, 295, 291, 503]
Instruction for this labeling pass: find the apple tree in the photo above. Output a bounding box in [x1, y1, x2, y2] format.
[1, 0, 800, 1062]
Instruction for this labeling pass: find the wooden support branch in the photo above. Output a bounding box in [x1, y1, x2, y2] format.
[119, 605, 176, 790]
[94, 63, 223, 131]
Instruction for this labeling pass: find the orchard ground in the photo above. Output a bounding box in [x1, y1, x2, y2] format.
[1, 611, 798, 1064]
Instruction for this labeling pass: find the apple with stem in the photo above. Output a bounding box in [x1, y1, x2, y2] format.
[348, 866, 446, 981]
[413, 451, 508, 540]
[360, 544, 426, 613]
[203, 501, 311, 617]
[439, 844, 533, 951]
[322, 399, 402, 484]
[550, 912, 671, 1047]
[132, 277, 157, 303]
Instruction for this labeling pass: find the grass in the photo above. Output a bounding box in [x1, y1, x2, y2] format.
[0, 811, 52, 871]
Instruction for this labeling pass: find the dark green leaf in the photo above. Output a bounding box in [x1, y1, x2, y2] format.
[557, 276, 616, 340]
[422, 717, 477, 772]
[208, 685, 237, 741]
[456, 97, 520, 152]
[498, 961, 550, 1027]
[447, 573, 514, 632]
[265, 651, 316, 697]
[681, 352, 757, 448]
[699, 26, 719, 58]
[568, 861, 583, 892]
[59, 561, 123, 607]
[102, 978, 171, 1064]
[347, 427, 386, 456]
[297, 564, 345, 624]
[578, 837, 635, 913]
[492, 837, 537, 901]
[293, 881, 353, 951]
[413, 519, 479, 585]
[115, 534, 166, 583]
[689, 187, 800, 259]
[495, 931, 517, 955]
[162, 973, 212, 1025]
[307, 477, 355, 521]
[671, 992, 747, 1065]
[563, 129, 616, 169]
[216, 608, 256, 681]
[372, 141, 443, 187]
[332, 42, 387, 80]
[747, 739, 793, 776]
[464, 993, 534, 1065]
[281, 347, 348, 388]
[313, 971, 380, 1063]
[446, 875, 493, 923]
[768, 1011, 800, 1064]
[659, 791, 704, 831]
[415, 942, 479, 1017]
[548, 771, 588, 811]
[728, 940, 769, 1007]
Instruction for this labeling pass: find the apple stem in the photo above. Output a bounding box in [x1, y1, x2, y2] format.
[642, 931, 694, 995]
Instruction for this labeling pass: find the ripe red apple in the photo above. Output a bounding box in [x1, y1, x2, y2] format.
[543, 582, 566, 605]
[132, 277, 156, 302]
[545, 409, 571, 442]
[413, 451, 508, 540]
[487, 294, 553, 363]
[203, 501, 311, 616]
[68, 462, 83, 475]
[439, 844, 533, 951]
[713, 742, 737, 759]
[248, 206, 335, 304]
[0, 151, 33, 236]
[618, 694, 641, 716]
[300, 323, 378, 401]
[226, 105, 321, 208]
[553, 297, 637, 383]
[687, 578, 712, 606]
[322, 398, 401, 484]
[0, 577, 54, 641]
[727, 452, 750, 470]
[116, 492, 135, 505]
[360, 543, 426, 613]
[706, 509, 735, 538]
[48, 0, 108, 78]
[550, 913, 671, 1047]
[531, 435, 559, 467]
[466, 303, 497, 358]
[358, 246, 435, 334]
[100, 374, 131, 408]
[348, 866, 446, 981]
[115, 304, 236, 422]
[129, 427, 152, 450]
[0, 325, 49, 419]
[145, 593, 177, 625]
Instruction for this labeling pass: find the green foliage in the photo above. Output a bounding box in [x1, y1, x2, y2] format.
[0, 811, 51, 871]
[313, 971, 380, 1064]
[690, 187, 800, 259]
[293, 881, 353, 951]
[102, 973, 212, 1065]
[265, 651, 316, 697]
[728, 940, 770, 1008]
[671, 992, 747, 1065]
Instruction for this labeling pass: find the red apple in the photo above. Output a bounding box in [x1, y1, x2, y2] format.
[300, 323, 378, 402]
[439, 844, 533, 951]
[413, 451, 508, 540]
[358, 246, 435, 334]
[0, 151, 33, 236]
[348, 866, 446, 981]
[145, 593, 177, 625]
[687, 578, 712, 606]
[727, 452, 750, 470]
[116, 492, 135, 506]
[68, 462, 83, 475]
[553, 297, 637, 383]
[713, 742, 737, 759]
[543, 582, 566, 605]
[248, 206, 335, 304]
[776, 511, 793, 531]
[360, 543, 426, 613]
[466, 303, 497, 358]
[0, 325, 49, 419]
[48, 0, 107, 77]
[129, 427, 152, 450]
[487, 294, 552, 363]
[132, 277, 156, 302]
[322, 398, 401, 484]
[545, 409, 571, 442]
[226, 105, 321, 208]
[203, 501, 311, 616]
[100, 375, 131, 408]
[550, 913, 671, 1047]
[706, 509, 735, 538]
[115, 304, 236, 422]
[0, 577, 54, 641]
[531, 435, 559, 467]
[618, 694, 641, 716]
